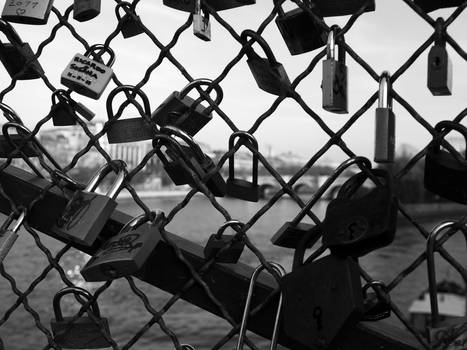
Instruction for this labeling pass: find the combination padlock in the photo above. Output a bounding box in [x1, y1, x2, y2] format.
[204, 220, 246, 263]
[428, 18, 452, 96]
[73, 0, 101, 22]
[362, 281, 391, 321]
[312, 0, 375, 17]
[374, 71, 395, 163]
[115, 1, 144, 39]
[2, 0, 54, 25]
[163, 0, 255, 13]
[193, 0, 211, 41]
[413, 0, 464, 13]
[241, 29, 292, 97]
[322, 25, 348, 114]
[0, 209, 25, 263]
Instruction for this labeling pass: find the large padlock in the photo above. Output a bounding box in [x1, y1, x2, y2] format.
[52, 160, 127, 246]
[1, 0, 54, 25]
[424, 121, 467, 204]
[81, 211, 164, 281]
[204, 220, 246, 263]
[106, 85, 155, 144]
[413, 0, 464, 13]
[428, 18, 452, 96]
[274, 0, 327, 56]
[0, 20, 44, 80]
[193, 0, 211, 41]
[50, 286, 111, 348]
[0, 208, 25, 263]
[163, 0, 255, 12]
[115, 1, 144, 39]
[374, 71, 395, 163]
[152, 79, 223, 136]
[281, 254, 364, 349]
[61, 44, 115, 100]
[322, 26, 348, 114]
[241, 30, 292, 97]
[236, 262, 285, 350]
[226, 131, 260, 202]
[73, 0, 101, 22]
[311, 0, 375, 17]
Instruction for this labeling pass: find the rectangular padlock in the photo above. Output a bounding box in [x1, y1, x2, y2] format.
[193, 13, 211, 41]
[374, 72, 395, 163]
[73, 0, 101, 22]
[312, 0, 375, 17]
[428, 45, 452, 96]
[270, 222, 316, 249]
[163, 0, 255, 12]
[2, 0, 54, 25]
[413, 0, 464, 12]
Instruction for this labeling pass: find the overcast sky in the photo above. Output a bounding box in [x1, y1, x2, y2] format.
[1, 0, 466, 163]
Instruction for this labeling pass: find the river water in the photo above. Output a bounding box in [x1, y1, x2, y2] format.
[0, 195, 466, 349]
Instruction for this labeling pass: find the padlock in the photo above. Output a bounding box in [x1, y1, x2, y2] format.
[322, 25, 348, 114]
[73, 0, 100, 22]
[281, 254, 364, 349]
[151, 79, 223, 136]
[226, 131, 260, 202]
[1, 0, 54, 25]
[322, 168, 397, 257]
[274, 0, 327, 56]
[106, 85, 155, 144]
[236, 262, 285, 350]
[49, 89, 77, 126]
[311, 0, 375, 17]
[204, 220, 246, 263]
[163, 0, 255, 13]
[0, 20, 44, 80]
[271, 222, 316, 248]
[81, 210, 165, 281]
[374, 71, 395, 163]
[362, 281, 391, 321]
[428, 18, 452, 96]
[115, 1, 144, 39]
[425, 121, 467, 204]
[50, 286, 111, 348]
[52, 160, 127, 246]
[0, 209, 25, 263]
[61, 44, 115, 100]
[241, 30, 292, 97]
[193, 0, 211, 41]
[413, 0, 464, 13]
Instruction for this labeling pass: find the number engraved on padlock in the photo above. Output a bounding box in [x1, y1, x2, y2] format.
[2, 0, 53, 25]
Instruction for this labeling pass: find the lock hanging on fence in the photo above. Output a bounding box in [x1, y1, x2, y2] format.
[424, 121, 467, 204]
[322, 25, 348, 114]
[49, 89, 95, 126]
[374, 71, 395, 163]
[362, 281, 392, 321]
[1, 0, 54, 25]
[193, 0, 211, 41]
[427, 18, 452, 96]
[0, 20, 44, 80]
[241, 30, 292, 97]
[311, 0, 375, 17]
[52, 160, 127, 246]
[61, 44, 115, 100]
[115, 1, 144, 39]
[50, 286, 112, 349]
[81, 210, 165, 281]
[0, 208, 25, 263]
[106, 85, 155, 144]
[73, 0, 101, 22]
[204, 220, 246, 263]
[152, 79, 223, 137]
[274, 0, 327, 56]
[163, 0, 255, 13]
[413, 0, 465, 13]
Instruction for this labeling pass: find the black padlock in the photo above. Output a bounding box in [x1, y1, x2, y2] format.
[52, 160, 127, 246]
[162, 0, 255, 12]
[322, 26, 348, 114]
[226, 131, 260, 202]
[271, 222, 316, 248]
[151, 79, 223, 136]
[241, 30, 292, 97]
[1, 0, 54, 25]
[81, 211, 164, 281]
[115, 1, 144, 39]
[311, 0, 375, 17]
[281, 254, 364, 349]
[204, 220, 246, 263]
[424, 121, 467, 204]
[274, 0, 327, 55]
[73, 0, 101, 22]
[374, 71, 395, 163]
[362, 281, 391, 321]
[49, 89, 77, 126]
[413, 0, 464, 13]
[0, 208, 25, 263]
[106, 85, 155, 144]
[0, 20, 44, 80]
[50, 287, 111, 349]
[428, 18, 452, 96]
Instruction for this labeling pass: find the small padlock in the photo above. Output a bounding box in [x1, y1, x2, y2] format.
[424, 121, 467, 204]
[311, 0, 375, 17]
[374, 71, 395, 163]
[0, 20, 44, 80]
[241, 30, 292, 97]
[193, 0, 211, 41]
[271, 222, 316, 249]
[61, 44, 115, 100]
[236, 262, 285, 350]
[52, 160, 127, 246]
[152, 79, 223, 136]
[428, 18, 452, 96]
[413, 0, 464, 13]
[322, 25, 348, 114]
[274, 0, 327, 55]
[106, 85, 155, 144]
[1, 0, 54, 25]
[204, 220, 246, 263]
[226, 131, 260, 202]
[81, 211, 164, 281]
[115, 1, 144, 39]
[163, 0, 255, 12]
[73, 0, 100, 22]
[49, 89, 78, 126]
[362, 281, 391, 321]
[0, 209, 25, 263]
[50, 286, 111, 349]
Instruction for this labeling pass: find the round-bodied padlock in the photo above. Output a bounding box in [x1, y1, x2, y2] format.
[374, 71, 395, 163]
[0, 208, 26, 263]
[204, 220, 246, 263]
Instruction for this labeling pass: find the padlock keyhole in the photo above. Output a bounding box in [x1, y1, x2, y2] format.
[313, 306, 323, 331]
[432, 56, 442, 68]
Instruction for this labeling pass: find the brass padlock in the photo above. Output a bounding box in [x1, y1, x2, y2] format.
[163, 0, 255, 12]
[73, 0, 101, 22]
[193, 0, 211, 41]
[61, 44, 115, 99]
[1, 0, 54, 25]
[115, 1, 144, 39]
[374, 71, 395, 163]
[204, 220, 246, 263]
[428, 18, 452, 96]
[0, 208, 25, 263]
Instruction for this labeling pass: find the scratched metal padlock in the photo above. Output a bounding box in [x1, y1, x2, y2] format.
[204, 220, 246, 263]
[428, 18, 452, 96]
[0, 209, 25, 263]
[311, 0, 375, 17]
[241, 29, 292, 97]
[193, 0, 211, 41]
[115, 1, 144, 38]
[73, 0, 101, 22]
[413, 0, 464, 13]
[2, 0, 54, 25]
[162, 0, 255, 12]
[374, 71, 395, 163]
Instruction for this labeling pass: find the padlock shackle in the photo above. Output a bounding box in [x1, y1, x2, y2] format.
[433, 17, 446, 47]
[236, 262, 286, 350]
[215, 220, 245, 239]
[51, 170, 85, 191]
[161, 125, 205, 161]
[2, 208, 26, 233]
[228, 131, 259, 185]
[85, 160, 127, 199]
[240, 30, 279, 66]
[51, 89, 72, 106]
[336, 168, 393, 200]
[106, 85, 151, 122]
[115, 1, 135, 20]
[179, 78, 224, 106]
[362, 280, 388, 298]
[272, 0, 286, 17]
[0, 20, 24, 45]
[378, 71, 392, 109]
[85, 44, 116, 68]
[53, 286, 101, 322]
[120, 210, 165, 234]
[432, 121, 467, 160]
[0, 102, 22, 123]
[326, 25, 345, 62]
